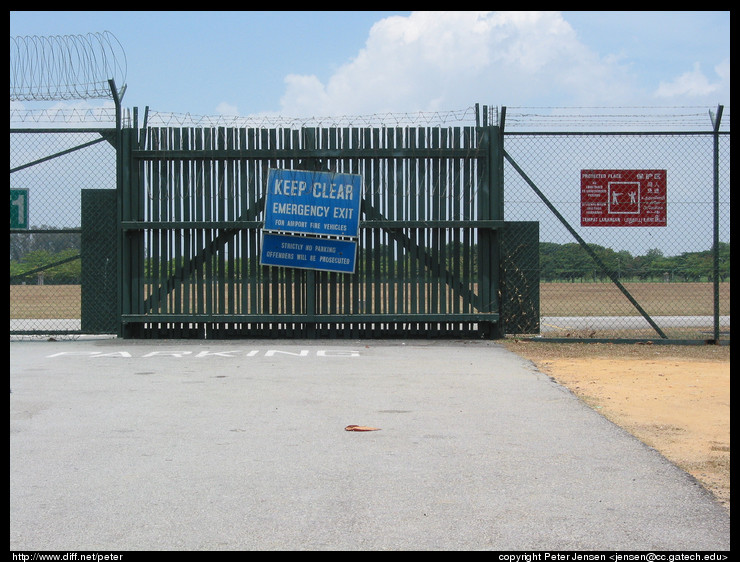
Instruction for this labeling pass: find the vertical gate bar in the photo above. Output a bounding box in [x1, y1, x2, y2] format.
[317, 129, 326, 316]
[353, 125, 361, 325]
[168, 128, 176, 317]
[203, 127, 214, 318]
[161, 128, 170, 317]
[143, 130, 153, 320]
[355, 126, 362, 325]
[476, 126, 489, 319]
[247, 128, 258, 316]
[419, 127, 430, 317]
[191, 126, 199, 322]
[144, 128, 162, 318]
[385, 127, 396, 316]
[225, 127, 236, 317]
[120, 126, 138, 336]
[181, 128, 191, 316]
[216, 127, 226, 318]
[342, 127, 354, 318]
[360, 128, 369, 314]
[162, 128, 172, 317]
[303, 127, 317, 334]
[151, 129, 162, 315]
[452, 127, 461, 315]
[167, 127, 176, 317]
[272, 136, 280, 330]
[284, 128, 296, 318]
[260, 128, 270, 316]
[137, 129, 146, 324]
[371, 127, 381, 314]
[241, 128, 249, 317]
[431, 127, 441, 318]
[440, 127, 449, 316]
[408, 127, 418, 315]
[182, 129, 190, 324]
[193, 128, 204, 316]
[327, 127, 340, 320]
[397, 127, 406, 316]
[137, 128, 147, 328]
[193, 127, 201, 322]
[462, 126, 473, 314]
[330, 127, 346, 320]
[226, 128, 236, 316]
[172, 128, 182, 319]
[145, 130, 154, 316]
[385, 127, 403, 315]
[299, 129, 309, 323]
[238, 128, 248, 317]
[269, 128, 280, 319]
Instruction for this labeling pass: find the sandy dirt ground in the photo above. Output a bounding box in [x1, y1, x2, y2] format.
[502, 340, 730, 513]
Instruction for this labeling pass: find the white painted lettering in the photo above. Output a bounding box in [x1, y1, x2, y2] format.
[47, 352, 98, 357]
[317, 349, 360, 357]
[44, 349, 361, 359]
[265, 349, 309, 357]
[195, 351, 240, 358]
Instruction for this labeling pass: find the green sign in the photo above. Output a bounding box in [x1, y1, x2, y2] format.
[10, 189, 29, 229]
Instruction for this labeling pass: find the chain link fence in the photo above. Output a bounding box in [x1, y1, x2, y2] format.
[10, 124, 118, 338]
[502, 123, 729, 342]
[9, 106, 730, 342]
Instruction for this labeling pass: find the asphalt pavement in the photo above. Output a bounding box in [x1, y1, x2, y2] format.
[9, 338, 730, 551]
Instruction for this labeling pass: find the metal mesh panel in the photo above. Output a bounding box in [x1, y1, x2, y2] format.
[10, 129, 117, 337]
[503, 132, 730, 341]
[501, 221, 540, 334]
[81, 190, 118, 334]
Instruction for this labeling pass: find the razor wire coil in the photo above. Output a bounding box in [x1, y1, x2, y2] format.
[10, 31, 127, 102]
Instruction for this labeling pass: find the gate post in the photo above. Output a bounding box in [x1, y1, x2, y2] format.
[477, 116, 505, 338]
[119, 126, 145, 338]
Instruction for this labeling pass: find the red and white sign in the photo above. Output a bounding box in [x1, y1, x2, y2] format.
[581, 169, 666, 227]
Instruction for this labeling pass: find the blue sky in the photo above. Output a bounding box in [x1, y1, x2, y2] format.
[10, 11, 730, 119]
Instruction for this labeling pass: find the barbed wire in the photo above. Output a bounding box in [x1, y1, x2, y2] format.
[142, 107, 483, 129]
[10, 104, 728, 131]
[141, 105, 728, 130]
[10, 31, 127, 102]
[10, 107, 121, 126]
[504, 106, 729, 131]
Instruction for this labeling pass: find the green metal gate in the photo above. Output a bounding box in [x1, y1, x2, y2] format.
[117, 122, 538, 339]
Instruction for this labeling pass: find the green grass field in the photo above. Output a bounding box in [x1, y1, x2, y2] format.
[9, 282, 730, 319]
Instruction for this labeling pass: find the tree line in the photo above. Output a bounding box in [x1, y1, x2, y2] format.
[538, 241, 730, 282]
[9, 232, 730, 285]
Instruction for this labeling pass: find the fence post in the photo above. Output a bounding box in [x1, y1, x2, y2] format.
[477, 111, 505, 338]
[710, 105, 724, 344]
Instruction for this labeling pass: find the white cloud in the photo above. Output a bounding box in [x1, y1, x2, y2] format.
[277, 11, 636, 116]
[654, 62, 716, 98]
[216, 102, 240, 116]
[653, 59, 730, 102]
[714, 59, 730, 82]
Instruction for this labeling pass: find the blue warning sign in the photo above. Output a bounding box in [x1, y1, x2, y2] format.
[263, 169, 362, 237]
[260, 232, 357, 274]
